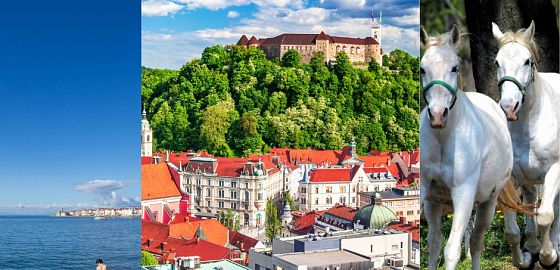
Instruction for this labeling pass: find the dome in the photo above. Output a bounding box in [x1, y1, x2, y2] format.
[352, 194, 398, 229]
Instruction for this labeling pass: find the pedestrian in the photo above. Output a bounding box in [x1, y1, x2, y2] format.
[96, 259, 108, 270]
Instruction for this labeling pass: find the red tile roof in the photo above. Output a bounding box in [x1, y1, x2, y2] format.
[229, 231, 260, 251]
[169, 219, 229, 246]
[385, 222, 420, 242]
[237, 35, 249, 45]
[171, 238, 238, 261]
[309, 168, 351, 182]
[169, 213, 203, 224]
[324, 204, 358, 221]
[141, 156, 153, 165]
[142, 163, 182, 200]
[290, 211, 320, 235]
[258, 32, 379, 46]
[248, 36, 259, 45]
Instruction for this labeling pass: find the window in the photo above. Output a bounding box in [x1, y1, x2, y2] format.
[407, 210, 414, 215]
[231, 181, 237, 188]
[245, 183, 249, 189]
[206, 188, 211, 197]
[186, 178, 191, 184]
[352, 196, 356, 203]
[339, 196, 346, 204]
[219, 180, 224, 187]
[396, 211, 403, 216]
[257, 183, 263, 189]
[218, 189, 224, 198]
[315, 198, 319, 204]
[245, 191, 249, 201]
[352, 186, 356, 192]
[356, 47, 361, 54]
[339, 186, 346, 193]
[207, 180, 211, 186]
[147, 135, 150, 142]
[371, 245, 374, 252]
[301, 198, 306, 204]
[315, 187, 319, 193]
[207, 200, 211, 207]
[326, 186, 332, 193]
[401, 242, 403, 248]
[196, 178, 201, 185]
[326, 197, 332, 204]
[301, 187, 306, 193]
[350, 47, 354, 54]
[257, 193, 263, 200]
[230, 190, 237, 199]
[218, 201, 224, 208]
[231, 202, 237, 209]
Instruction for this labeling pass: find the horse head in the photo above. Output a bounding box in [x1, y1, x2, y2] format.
[420, 25, 461, 129]
[492, 20, 538, 121]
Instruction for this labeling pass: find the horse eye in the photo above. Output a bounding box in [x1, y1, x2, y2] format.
[524, 59, 530, 66]
[451, 66, 458, 73]
[420, 68, 425, 74]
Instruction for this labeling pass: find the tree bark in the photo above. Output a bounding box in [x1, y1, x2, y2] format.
[464, 0, 559, 101]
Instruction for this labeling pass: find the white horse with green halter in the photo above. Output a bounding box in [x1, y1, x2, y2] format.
[493, 20, 560, 269]
[420, 25, 514, 270]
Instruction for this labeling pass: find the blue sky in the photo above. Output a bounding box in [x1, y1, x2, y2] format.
[0, 0, 140, 214]
[142, 0, 420, 69]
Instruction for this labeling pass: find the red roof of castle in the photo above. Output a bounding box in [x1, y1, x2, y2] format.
[259, 32, 380, 46]
[142, 163, 182, 200]
[248, 36, 259, 45]
[237, 35, 249, 45]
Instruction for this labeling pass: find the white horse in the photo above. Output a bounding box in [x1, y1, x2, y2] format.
[493, 20, 560, 269]
[420, 25, 514, 270]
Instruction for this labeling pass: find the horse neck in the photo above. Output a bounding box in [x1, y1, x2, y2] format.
[518, 72, 547, 120]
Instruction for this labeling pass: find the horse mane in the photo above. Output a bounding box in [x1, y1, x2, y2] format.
[497, 29, 540, 70]
[422, 32, 453, 50]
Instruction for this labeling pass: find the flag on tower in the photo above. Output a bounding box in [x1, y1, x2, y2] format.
[371, 9, 376, 23]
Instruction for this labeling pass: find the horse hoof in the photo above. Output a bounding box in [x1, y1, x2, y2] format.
[517, 249, 538, 270]
[539, 255, 559, 270]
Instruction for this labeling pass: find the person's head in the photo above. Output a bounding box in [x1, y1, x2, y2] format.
[96, 259, 103, 265]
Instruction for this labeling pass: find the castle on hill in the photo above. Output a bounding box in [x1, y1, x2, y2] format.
[236, 10, 383, 65]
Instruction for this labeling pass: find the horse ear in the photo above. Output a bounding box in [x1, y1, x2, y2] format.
[420, 26, 429, 48]
[523, 20, 535, 42]
[450, 24, 460, 47]
[492, 22, 504, 40]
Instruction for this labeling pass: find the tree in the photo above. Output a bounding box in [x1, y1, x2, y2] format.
[464, 0, 559, 100]
[141, 251, 158, 266]
[281, 49, 301, 68]
[284, 191, 296, 211]
[200, 96, 238, 156]
[265, 198, 281, 243]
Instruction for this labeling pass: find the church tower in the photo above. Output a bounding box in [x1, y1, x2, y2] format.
[141, 108, 153, 157]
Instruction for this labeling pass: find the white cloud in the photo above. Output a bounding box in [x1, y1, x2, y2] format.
[75, 180, 126, 193]
[75, 180, 138, 208]
[175, 0, 302, 10]
[318, 0, 366, 10]
[227, 10, 240, 18]
[386, 7, 419, 27]
[142, 0, 184, 17]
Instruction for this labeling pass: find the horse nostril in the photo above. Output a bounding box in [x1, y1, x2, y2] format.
[427, 108, 433, 119]
[513, 101, 519, 111]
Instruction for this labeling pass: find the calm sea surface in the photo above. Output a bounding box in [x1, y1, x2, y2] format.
[0, 216, 139, 269]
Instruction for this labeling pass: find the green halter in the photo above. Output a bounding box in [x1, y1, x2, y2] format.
[498, 76, 529, 96]
[422, 80, 459, 108]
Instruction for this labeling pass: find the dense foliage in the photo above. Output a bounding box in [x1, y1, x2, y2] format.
[142, 46, 419, 157]
[141, 251, 158, 266]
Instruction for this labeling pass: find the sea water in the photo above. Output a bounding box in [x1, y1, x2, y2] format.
[0, 216, 139, 269]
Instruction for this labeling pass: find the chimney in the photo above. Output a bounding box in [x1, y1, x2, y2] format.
[240, 241, 245, 251]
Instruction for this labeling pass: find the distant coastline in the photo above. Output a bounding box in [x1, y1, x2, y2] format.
[55, 207, 141, 218]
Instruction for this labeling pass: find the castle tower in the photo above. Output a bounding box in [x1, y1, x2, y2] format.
[281, 202, 293, 227]
[141, 108, 153, 157]
[370, 9, 382, 47]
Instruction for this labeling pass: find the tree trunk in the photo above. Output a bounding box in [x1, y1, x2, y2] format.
[464, 0, 559, 101]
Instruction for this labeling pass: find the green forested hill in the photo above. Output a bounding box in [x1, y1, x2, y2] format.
[142, 46, 419, 157]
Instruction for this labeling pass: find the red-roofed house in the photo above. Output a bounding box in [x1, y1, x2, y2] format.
[142, 162, 186, 223]
[298, 164, 396, 211]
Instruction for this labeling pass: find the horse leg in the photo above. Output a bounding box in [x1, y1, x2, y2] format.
[425, 200, 443, 270]
[551, 195, 559, 256]
[505, 209, 535, 269]
[538, 163, 560, 269]
[521, 184, 541, 254]
[470, 197, 498, 270]
[444, 186, 476, 270]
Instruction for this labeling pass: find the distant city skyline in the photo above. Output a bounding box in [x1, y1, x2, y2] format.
[142, 0, 419, 69]
[0, 0, 140, 214]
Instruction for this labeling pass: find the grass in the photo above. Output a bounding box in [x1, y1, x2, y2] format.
[421, 256, 548, 270]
